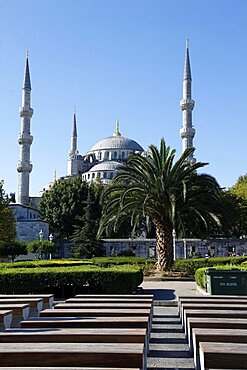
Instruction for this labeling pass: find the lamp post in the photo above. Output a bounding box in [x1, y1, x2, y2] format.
[183, 238, 187, 259]
[172, 229, 176, 261]
[49, 233, 54, 260]
[39, 229, 44, 241]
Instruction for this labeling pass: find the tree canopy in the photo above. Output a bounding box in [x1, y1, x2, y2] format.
[0, 181, 16, 251]
[39, 177, 103, 245]
[98, 139, 225, 270]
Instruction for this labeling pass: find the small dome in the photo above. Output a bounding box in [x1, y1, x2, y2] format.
[87, 135, 144, 153]
[89, 161, 125, 172]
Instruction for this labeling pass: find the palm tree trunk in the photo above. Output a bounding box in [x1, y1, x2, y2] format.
[155, 219, 173, 270]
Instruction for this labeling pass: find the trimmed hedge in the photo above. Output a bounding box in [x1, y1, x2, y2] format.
[0, 265, 143, 297]
[0, 260, 93, 269]
[91, 257, 156, 267]
[195, 265, 247, 289]
[174, 256, 247, 276]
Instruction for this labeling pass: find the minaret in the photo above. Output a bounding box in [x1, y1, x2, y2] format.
[67, 110, 80, 176]
[180, 39, 196, 163]
[16, 50, 34, 205]
[69, 109, 78, 157]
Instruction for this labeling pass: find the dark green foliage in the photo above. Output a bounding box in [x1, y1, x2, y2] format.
[195, 265, 247, 288]
[71, 187, 103, 258]
[0, 181, 16, 248]
[0, 259, 93, 269]
[0, 241, 27, 262]
[118, 249, 136, 257]
[0, 265, 143, 296]
[28, 240, 57, 259]
[91, 256, 156, 269]
[175, 256, 247, 276]
[39, 177, 89, 238]
[99, 139, 225, 270]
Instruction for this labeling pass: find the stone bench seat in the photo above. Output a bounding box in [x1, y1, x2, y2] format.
[0, 304, 30, 327]
[66, 297, 153, 304]
[192, 328, 247, 370]
[181, 302, 247, 325]
[0, 327, 148, 354]
[0, 310, 12, 330]
[199, 341, 247, 370]
[187, 317, 247, 352]
[75, 294, 153, 299]
[0, 342, 145, 369]
[0, 298, 43, 316]
[0, 294, 54, 309]
[178, 297, 247, 315]
[183, 309, 247, 336]
[0, 367, 140, 370]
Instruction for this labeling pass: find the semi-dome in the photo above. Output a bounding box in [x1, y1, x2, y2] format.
[88, 161, 124, 172]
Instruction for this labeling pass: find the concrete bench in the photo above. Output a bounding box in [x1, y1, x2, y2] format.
[178, 297, 247, 315]
[183, 309, 247, 337]
[0, 327, 148, 355]
[199, 342, 247, 370]
[0, 310, 12, 329]
[0, 294, 54, 309]
[75, 294, 153, 299]
[181, 302, 247, 325]
[40, 308, 152, 328]
[0, 298, 43, 317]
[0, 342, 145, 369]
[0, 368, 140, 370]
[192, 328, 247, 370]
[0, 304, 30, 327]
[20, 315, 151, 340]
[67, 297, 153, 303]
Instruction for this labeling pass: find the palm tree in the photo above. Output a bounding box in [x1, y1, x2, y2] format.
[98, 139, 223, 270]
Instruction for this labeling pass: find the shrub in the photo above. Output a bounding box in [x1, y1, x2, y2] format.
[91, 256, 155, 267]
[0, 259, 93, 269]
[174, 256, 247, 276]
[195, 264, 245, 289]
[0, 265, 143, 297]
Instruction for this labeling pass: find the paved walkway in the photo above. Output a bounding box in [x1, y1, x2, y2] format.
[140, 281, 202, 369]
[140, 280, 202, 301]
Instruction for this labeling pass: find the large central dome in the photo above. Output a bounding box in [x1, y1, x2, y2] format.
[88, 135, 143, 152]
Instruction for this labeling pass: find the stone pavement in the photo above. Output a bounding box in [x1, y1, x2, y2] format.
[140, 280, 202, 369]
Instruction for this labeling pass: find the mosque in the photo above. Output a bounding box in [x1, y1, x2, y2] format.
[10, 40, 196, 244]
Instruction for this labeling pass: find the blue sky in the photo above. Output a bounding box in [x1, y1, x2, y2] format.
[0, 0, 247, 196]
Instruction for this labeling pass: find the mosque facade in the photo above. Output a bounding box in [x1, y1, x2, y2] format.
[11, 40, 195, 244]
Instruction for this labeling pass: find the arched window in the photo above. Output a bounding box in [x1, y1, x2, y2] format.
[114, 151, 117, 159]
[122, 151, 125, 159]
[98, 152, 102, 160]
[106, 152, 109, 160]
[92, 173, 95, 179]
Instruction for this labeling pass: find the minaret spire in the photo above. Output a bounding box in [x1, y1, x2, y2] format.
[16, 50, 34, 205]
[180, 38, 196, 163]
[69, 109, 78, 156]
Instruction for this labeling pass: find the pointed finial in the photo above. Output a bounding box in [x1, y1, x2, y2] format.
[26, 48, 29, 58]
[54, 169, 57, 182]
[113, 118, 121, 136]
[186, 38, 189, 49]
[74, 105, 76, 114]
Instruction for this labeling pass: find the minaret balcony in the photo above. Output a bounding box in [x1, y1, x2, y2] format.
[18, 134, 33, 145]
[180, 127, 195, 139]
[17, 161, 33, 173]
[180, 99, 195, 111]
[19, 107, 34, 118]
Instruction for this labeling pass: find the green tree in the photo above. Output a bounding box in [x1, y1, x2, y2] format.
[28, 240, 57, 259]
[230, 174, 247, 199]
[39, 177, 89, 238]
[0, 241, 27, 262]
[71, 186, 103, 258]
[0, 181, 16, 249]
[98, 139, 224, 270]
